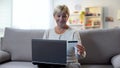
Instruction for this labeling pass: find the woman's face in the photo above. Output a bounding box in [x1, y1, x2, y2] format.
[54, 12, 69, 28]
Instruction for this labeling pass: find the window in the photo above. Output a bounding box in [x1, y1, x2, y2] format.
[0, 0, 12, 37]
[12, 0, 53, 29]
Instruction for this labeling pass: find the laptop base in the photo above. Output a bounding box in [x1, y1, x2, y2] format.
[33, 62, 66, 67]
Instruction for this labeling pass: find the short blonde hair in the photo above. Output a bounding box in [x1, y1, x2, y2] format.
[53, 5, 70, 16]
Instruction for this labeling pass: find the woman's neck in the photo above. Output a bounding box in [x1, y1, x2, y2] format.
[55, 25, 69, 34]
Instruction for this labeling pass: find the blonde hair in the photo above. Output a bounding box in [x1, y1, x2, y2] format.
[53, 5, 70, 16]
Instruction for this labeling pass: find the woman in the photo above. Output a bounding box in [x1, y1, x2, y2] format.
[39, 5, 86, 68]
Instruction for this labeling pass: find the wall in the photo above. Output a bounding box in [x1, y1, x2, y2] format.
[0, 0, 12, 37]
[53, 0, 120, 29]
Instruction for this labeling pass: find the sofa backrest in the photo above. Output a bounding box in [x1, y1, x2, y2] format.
[2, 27, 120, 64]
[2, 28, 44, 61]
[79, 28, 120, 65]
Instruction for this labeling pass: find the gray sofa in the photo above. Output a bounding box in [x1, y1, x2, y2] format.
[0, 27, 120, 68]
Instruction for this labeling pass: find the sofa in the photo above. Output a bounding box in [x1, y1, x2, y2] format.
[0, 27, 120, 68]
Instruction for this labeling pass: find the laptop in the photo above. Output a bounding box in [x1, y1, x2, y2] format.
[32, 39, 67, 66]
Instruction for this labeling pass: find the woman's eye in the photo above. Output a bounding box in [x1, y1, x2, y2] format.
[63, 16, 66, 18]
[57, 15, 67, 18]
[57, 15, 60, 17]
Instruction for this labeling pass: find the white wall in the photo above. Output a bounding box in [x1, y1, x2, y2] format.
[53, 0, 120, 29]
[0, 0, 12, 37]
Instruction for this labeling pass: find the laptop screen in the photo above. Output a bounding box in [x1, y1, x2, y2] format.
[32, 39, 67, 65]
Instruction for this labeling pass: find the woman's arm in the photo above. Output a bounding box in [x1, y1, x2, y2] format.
[73, 31, 86, 58]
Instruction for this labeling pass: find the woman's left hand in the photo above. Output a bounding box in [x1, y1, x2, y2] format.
[76, 44, 85, 55]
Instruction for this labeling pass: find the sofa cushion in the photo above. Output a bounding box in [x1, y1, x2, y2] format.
[2, 28, 44, 61]
[111, 54, 120, 68]
[82, 65, 113, 68]
[0, 61, 38, 68]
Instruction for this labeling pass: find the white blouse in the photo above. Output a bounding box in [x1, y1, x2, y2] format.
[43, 27, 86, 63]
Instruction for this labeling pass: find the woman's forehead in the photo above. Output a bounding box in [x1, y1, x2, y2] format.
[56, 12, 68, 15]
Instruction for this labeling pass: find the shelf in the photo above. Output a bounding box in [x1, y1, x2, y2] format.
[85, 16, 101, 18]
[69, 13, 83, 26]
[67, 6, 103, 30]
[85, 6, 103, 29]
[85, 25, 100, 28]
[70, 13, 80, 16]
[68, 24, 83, 26]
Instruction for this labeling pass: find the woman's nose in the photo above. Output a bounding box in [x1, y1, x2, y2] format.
[59, 16, 63, 20]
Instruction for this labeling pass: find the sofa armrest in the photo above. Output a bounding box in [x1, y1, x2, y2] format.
[0, 50, 11, 63]
[0, 37, 2, 49]
[0, 37, 3, 50]
[111, 54, 120, 68]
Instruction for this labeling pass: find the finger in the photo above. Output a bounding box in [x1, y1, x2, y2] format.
[77, 45, 84, 50]
[77, 45, 85, 52]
